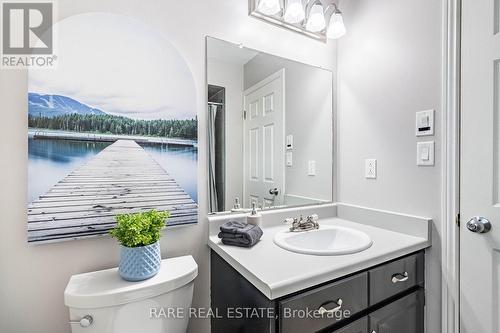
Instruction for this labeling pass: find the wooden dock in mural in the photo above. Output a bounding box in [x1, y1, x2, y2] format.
[27, 140, 198, 243]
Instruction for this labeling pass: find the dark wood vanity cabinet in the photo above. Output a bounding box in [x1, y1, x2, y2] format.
[367, 290, 425, 333]
[329, 290, 424, 333]
[331, 317, 368, 333]
[211, 250, 425, 333]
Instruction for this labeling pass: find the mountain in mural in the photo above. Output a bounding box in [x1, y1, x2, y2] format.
[28, 92, 106, 118]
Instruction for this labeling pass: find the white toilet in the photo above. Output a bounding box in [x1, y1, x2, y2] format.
[64, 255, 197, 333]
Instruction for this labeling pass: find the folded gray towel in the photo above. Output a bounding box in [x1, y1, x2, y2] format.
[218, 220, 263, 247]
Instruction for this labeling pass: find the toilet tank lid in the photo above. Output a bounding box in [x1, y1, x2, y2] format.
[64, 255, 198, 309]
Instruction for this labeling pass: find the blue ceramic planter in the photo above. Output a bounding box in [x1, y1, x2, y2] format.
[119, 241, 161, 281]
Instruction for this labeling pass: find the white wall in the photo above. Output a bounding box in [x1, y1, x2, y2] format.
[244, 54, 333, 203]
[337, 0, 443, 332]
[0, 1, 336, 332]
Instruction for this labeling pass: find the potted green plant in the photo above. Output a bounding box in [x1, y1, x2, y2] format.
[110, 209, 170, 281]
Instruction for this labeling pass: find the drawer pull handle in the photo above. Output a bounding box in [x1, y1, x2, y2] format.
[318, 298, 343, 315]
[391, 272, 409, 283]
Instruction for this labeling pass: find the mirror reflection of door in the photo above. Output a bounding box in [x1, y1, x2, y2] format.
[243, 69, 285, 209]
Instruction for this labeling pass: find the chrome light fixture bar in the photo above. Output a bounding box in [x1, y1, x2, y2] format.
[249, 0, 346, 42]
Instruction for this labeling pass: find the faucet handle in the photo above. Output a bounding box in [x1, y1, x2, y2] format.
[307, 214, 319, 222]
[233, 197, 241, 209]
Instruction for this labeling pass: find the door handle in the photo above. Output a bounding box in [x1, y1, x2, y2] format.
[466, 216, 491, 233]
[269, 188, 279, 196]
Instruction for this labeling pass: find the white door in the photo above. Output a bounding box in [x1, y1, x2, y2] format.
[461, 1, 500, 332]
[243, 69, 285, 208]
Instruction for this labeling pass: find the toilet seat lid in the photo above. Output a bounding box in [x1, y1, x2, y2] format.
[64, 255, 198, 309]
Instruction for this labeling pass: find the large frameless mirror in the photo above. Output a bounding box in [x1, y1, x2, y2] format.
[206, 37, 333, 213]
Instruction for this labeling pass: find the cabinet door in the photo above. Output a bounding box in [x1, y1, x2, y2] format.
[333, 317, 368, 333]
[368, 290, 424, 333]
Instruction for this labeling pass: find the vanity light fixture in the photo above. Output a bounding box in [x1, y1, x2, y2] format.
[250, 0, 346, 42]
[327, 6, 346, 39]
[257, 0, 282, 16]
[284, 0, 305, 24]
[306, 2, 326, 32]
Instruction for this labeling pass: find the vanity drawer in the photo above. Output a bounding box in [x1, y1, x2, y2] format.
[279, 272, 368, 333]
[369, 252, 424, 305]
[331, 317, 368, 333]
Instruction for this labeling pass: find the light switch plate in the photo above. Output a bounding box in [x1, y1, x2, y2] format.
[286, 135, 294, 150]
[365, 159, 377, 179]
[308, 160, 316, 176]
[286, 151, 293, 167]
[417, 141, 435, 166]
[416, 110, 434, 136]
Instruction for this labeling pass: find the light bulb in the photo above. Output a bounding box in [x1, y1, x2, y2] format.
[257, 0, 281, 16]
[327, 11, 346, 39]
[284, 0, 305, 24]
[306, 4, 326, 32]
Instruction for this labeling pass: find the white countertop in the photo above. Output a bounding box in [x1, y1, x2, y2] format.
[208, 204, 431, 300]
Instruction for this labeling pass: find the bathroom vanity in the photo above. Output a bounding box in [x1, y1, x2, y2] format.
[207, 204, 431, 333]
[211, 250, 424, 333]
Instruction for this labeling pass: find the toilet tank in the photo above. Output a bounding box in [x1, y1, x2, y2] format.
[64, 255, 198, 333]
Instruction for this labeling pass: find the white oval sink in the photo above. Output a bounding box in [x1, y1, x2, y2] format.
[273, 225, 373, 256]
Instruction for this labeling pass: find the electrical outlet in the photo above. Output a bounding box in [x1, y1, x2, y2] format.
[365, 159, 377, 179]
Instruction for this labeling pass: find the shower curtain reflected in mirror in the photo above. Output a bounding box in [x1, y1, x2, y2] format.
[208, 103, 219, 212]
[208, 84, 226, 213]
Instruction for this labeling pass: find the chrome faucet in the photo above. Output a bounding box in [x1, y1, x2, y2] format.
[285, 214, 319, 232]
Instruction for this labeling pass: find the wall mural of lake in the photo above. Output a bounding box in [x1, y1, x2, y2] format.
[27, 13, 198, 243]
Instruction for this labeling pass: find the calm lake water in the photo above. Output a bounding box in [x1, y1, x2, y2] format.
[28, 137, 198, 203]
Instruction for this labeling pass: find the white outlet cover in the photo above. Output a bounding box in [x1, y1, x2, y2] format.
[365, 159, 377, 179]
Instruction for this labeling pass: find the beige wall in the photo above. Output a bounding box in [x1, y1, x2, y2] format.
[0, 1, 336, 332]
[337, 0, 443, 332]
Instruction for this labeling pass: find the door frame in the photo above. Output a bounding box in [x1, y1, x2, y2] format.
[242, 68, 286, 208]
[441, 0, 461, 332]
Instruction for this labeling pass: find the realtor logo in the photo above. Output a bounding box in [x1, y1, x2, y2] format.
[1, 1, 55, 68]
